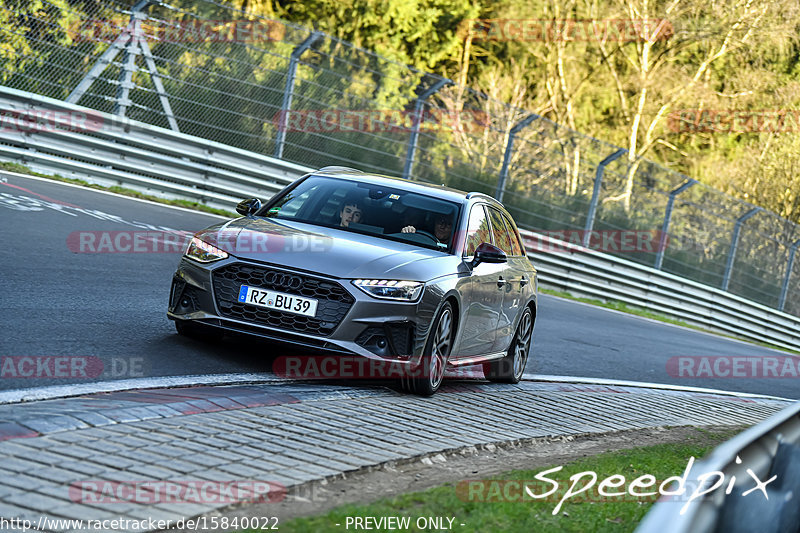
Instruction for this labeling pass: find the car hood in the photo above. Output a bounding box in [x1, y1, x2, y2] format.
[196, 217, 461, 280]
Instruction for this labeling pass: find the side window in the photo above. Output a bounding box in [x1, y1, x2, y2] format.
[488, 208, 513, 255]
[502, 213, 524, 256]
[464, 204, 492, 256]
[271, 187, 314, 218]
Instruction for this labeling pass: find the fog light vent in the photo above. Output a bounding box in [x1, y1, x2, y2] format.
[356, 322, 415, 357]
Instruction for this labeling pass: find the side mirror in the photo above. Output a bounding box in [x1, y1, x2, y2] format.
[471, 242, 507, 268]
[236, 198, 262, 216]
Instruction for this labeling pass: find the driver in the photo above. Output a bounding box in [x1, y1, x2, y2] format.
[402, 213, 453, 244]
[433, 214, 453, 242]
[398, 208, 423, 234]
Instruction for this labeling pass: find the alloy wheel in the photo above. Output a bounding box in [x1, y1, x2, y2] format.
[512, 309, 533, 380]
[428, 306, 452, 390]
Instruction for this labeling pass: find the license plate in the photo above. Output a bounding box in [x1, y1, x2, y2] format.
[237, 285, 318, 317]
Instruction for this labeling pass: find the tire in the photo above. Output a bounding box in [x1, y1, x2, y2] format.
[405, 302, 454, 396]
[174, 320, 222, 342]
[485, 307, 533, 383]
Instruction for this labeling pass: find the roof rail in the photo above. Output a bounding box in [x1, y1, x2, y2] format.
[317, 166, 365, 173]
[466, 192, 499, 202]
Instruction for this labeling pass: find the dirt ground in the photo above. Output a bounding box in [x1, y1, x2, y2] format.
[167, 424, 745, 530]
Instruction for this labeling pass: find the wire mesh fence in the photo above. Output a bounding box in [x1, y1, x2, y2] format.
[1, 0, 798, 318]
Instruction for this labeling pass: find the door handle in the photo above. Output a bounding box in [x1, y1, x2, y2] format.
[497, 277, 506, 288]
[520, 277, 528, 287]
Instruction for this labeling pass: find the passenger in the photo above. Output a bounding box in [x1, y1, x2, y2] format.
[339, 197, 363, 228]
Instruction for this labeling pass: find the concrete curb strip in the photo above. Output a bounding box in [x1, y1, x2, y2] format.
[0, 381, 791, 532]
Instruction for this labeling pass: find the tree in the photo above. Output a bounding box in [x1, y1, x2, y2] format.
[274, 0, 476, 73]
[595, 0, 773, 211]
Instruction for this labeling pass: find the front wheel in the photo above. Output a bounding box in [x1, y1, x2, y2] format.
[405, 302, 454, 396]
[485, 307, 533, 383]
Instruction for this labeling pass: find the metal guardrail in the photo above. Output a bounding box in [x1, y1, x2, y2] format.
[522, 231, 800, 351]
[1, 86, 798, 350]
[636, 400, 800, 533]
[0, 86, 307, 213]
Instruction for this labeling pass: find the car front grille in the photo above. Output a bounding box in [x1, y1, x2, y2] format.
[211, 263, 355, 337]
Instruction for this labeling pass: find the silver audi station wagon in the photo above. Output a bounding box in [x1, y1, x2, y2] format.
[168, 167, 537, 395]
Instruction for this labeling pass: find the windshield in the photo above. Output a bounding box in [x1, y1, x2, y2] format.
[260, 176, 461, 252]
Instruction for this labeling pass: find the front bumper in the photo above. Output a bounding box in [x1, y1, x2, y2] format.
[168, 256, 437, 365]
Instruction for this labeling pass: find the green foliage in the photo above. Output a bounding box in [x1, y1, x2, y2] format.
[1, 0, 88, 85]
[275, 0, 478, 72]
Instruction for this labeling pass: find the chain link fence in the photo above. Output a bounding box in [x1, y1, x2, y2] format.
[1, 0, 798, 318]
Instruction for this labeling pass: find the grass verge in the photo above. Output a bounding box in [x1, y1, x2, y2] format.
[0, 161, 236, 217]
[244, 427, 740, 533]
[539, 287, 800, 355]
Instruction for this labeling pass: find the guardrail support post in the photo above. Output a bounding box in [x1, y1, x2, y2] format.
[401, 78, 452, 180]
[495, 113, 539, 202]
[654, 179, 696, 270]
[138, 29, 179, 131]
[68, 0, 156, 105]
[66, 34, 130, 105]
[779, 239, 800, 311]
[68, 1, 179, 131]
[112, 15, 142, 118]
[583, 148, 626, 247]
[722, 207, 762, 291]
[274, 31, 323, 159]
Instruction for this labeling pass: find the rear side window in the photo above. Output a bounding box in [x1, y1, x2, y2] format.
[502, 213, 525, 256]
[464, 204, 492, 256]
[487, 207, 514, 255]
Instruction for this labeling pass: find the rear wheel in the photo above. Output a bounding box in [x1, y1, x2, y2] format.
[485, 307, 533, 383]
[405, 302, 454, 396]
[174, 320, 222, 342]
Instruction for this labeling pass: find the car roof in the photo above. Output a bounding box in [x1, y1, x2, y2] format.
[312, 167, 503, 207]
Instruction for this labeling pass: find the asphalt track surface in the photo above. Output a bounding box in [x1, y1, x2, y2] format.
[1, 172, 797, 398]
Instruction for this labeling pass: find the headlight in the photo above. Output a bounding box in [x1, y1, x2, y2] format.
[185, 236, 229, 263]
[352, 279, 424, 301]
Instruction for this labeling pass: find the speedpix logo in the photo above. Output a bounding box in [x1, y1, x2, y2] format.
[458, 456, 775, 515]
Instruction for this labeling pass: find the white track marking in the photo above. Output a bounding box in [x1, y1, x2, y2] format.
[526, 374, 791, 401]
